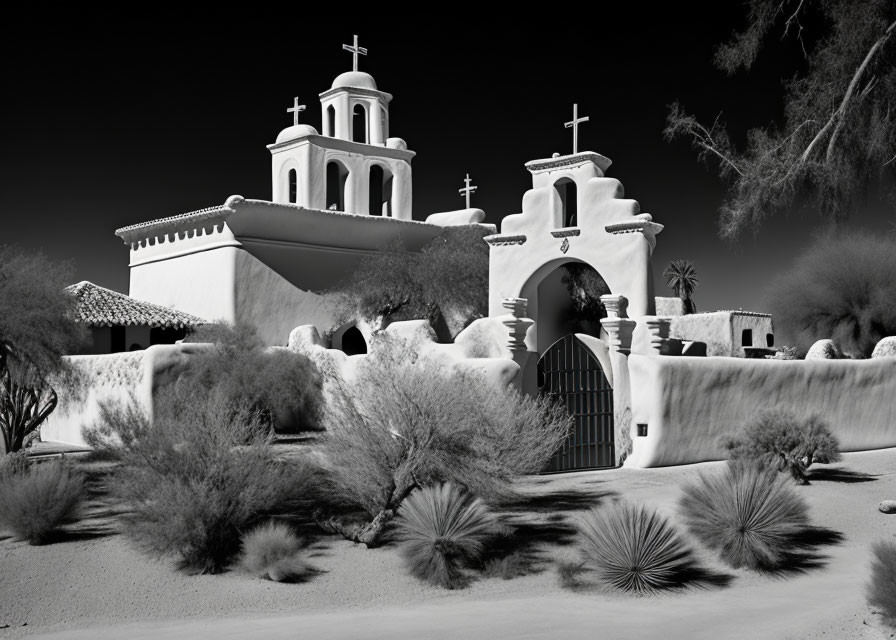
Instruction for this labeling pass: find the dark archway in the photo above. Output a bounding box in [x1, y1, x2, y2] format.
[327, 105, 336, 137]
[340, 326, 367, 355]
[368, 164, 393, 216]
[326, 161, 348, 211]
[352, 104, 367, 143]
[554, 178, 578, 227]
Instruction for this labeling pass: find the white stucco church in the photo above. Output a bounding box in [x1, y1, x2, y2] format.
[114, 36, 486, 348]
[46, 35, 896, 471]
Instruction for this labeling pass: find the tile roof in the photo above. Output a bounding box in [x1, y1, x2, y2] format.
[66, 281, 207, 329]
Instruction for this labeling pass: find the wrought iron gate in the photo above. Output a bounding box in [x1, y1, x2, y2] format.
[538, 334, 615, 472]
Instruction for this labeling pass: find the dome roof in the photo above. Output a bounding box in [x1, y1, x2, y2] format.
[275, 124, 318, 144]
[331, 71, 377, 91]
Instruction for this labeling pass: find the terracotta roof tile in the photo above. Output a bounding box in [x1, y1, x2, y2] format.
[66, 281, 207, 329]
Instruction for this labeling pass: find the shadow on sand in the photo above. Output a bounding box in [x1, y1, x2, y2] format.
[766, 525, 845, 576]
[807, 467, 877, 483]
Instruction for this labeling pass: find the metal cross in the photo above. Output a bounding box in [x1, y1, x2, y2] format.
[564, 103, 589, 154]
[458, 173, 478, 208]
[342, 35, 368, 72]
[287, 97, 306, 126]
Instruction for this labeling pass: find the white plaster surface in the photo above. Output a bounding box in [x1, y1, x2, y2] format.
[872, 336, 896, 358]
[627, 354, 896, 467]
[424, 208, 487, 226]
[670, 311, 774, 357]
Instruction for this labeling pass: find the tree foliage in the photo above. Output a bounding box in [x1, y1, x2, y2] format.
[331, 226, 489, 339]
[665, 0, 896, 238]
[560, 263, 610, 336]
[180, 323, 324, 433]
[0, 246, 87, 453]
[765, 229, 896, 357]
[663, 259, 699, 314]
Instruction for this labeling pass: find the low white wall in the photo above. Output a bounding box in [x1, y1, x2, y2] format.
[42, 351, 152, 447]
[627, 355, 896, 468]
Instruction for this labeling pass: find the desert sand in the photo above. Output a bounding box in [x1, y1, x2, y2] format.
[2, 449, 896, 639]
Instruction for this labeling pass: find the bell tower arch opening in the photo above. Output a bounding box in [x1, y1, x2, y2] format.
[288, 169, 297, 203]
[326, 160, 349, 211]
[326, 105, 336, 137]
[368, 164, 394, 216]
[554, 178, 578, 227]
[352, 104, 368, 143]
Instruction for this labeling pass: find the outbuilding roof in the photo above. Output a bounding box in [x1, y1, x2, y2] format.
[66, 281, 207, 329]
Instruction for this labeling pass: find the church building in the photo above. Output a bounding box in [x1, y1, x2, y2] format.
[114, 36, 486, 348]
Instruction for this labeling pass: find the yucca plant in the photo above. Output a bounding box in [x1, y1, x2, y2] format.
[576, 500, 695, 593]
[394, 482, 500, 589]
[679, 461, 809, 569]
[239, 521, 312, 583]
[868, 540, 896, 625]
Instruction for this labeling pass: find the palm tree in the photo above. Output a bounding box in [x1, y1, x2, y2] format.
[663, 259, 699, 314]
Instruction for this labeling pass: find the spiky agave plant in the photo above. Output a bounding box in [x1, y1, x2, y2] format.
[679, 461, 809, 569]
[867, 540, 896, 624]
[577, 501, 695, 593]
[238, 521, 312, 583]
[394, 482, 499, 589]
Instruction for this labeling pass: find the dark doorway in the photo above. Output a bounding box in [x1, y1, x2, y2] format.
[288, 169, 297, 203]
[326, 161, 347, 211]
[327, 105, 335, 136]
[538, 334, 615, 472]
[340, 326, 367, 355]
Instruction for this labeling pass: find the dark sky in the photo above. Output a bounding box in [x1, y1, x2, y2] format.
[3, 8, 893, 315]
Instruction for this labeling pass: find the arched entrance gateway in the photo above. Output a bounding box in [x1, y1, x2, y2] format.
[485, 148, 663, 471]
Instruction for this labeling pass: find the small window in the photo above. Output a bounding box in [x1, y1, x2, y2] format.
[637, 424, 648, 437]
[340, 326, 367, 355]
[741, 329, 753, 347]
[288, 169, 297, 203]
[766, 333, 774, 347]
[553, 178, 577, 227]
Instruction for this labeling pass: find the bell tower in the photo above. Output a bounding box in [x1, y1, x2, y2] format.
[268, 35, 414, 219]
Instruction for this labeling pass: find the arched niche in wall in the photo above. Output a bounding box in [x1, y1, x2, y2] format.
[368, 164, 393, 216]
[332, 323, 368, 355]
[554, 178, 578, 227]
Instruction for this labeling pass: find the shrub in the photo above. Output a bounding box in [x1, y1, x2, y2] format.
[88, 393, 314, 574]
[766, 229, 896, 358]
[0, 450, 32, 478]
[722, 410, 841, 484]
[318, 339, 570, 546]
[576, 501, 695, 593]
[556, 559, 586, 589]
[179, 322, 324, 433]
[0, 458, 84, 544]
[239, 521, 312, 583]
[394, 483, 500, 589]
[868, 539, 896, 625]
[679, 462, 809, 570]
[482, 552, 529, 580]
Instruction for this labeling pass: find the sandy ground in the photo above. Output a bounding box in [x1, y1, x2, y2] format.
[3, 449, 896, 639]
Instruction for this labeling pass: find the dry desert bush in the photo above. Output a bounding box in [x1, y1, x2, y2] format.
[238, 521, 313, 583]
[89, 394, 315, 574]
[723, 410, 841, 484]
[868, 539, 896, 626]
[317, 340, 571, 547]
[679, 461, 809, 570]
[0, 455, 84, 545]
[394, 482, 500, 589]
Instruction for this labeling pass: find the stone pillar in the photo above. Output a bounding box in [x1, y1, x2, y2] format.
[600, 294, 636, 466]
[643, 316, 672, 355]
[501, 297, 535, 393]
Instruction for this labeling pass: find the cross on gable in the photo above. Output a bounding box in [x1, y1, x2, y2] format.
[458, 173, 478, 208]
[564, 103, 589, 154]
[342, 35, 368, 72]
[287, 97, 306, 126]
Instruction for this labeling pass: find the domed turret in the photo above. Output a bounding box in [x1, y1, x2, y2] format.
[331, 71, 377, 91]
[275, 124, 318, 144]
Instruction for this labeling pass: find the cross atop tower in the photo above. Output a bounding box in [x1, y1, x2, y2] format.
[342, 35, 368, 72]
[564, 103, 589, 154]
[458, 173, 478, 208]
[287, 97, 306, 126]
